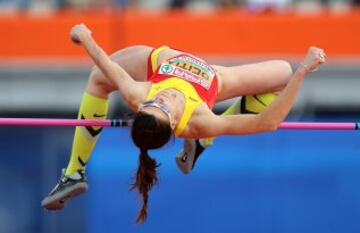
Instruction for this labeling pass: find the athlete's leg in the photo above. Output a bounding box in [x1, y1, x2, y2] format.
[65, 45, 153, 176]
[202, 60, 292, 144]
[199, 60, 292, 149]
[42, 46, 152, 210]
[176, 60, 292, 174]
[215, 60, 293, 101]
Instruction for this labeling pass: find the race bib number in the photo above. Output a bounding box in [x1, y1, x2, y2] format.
[158, 55, 215, 90]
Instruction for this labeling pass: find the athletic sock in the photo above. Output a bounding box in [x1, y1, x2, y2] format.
[65, 92, 109, 176]
[240, 92, 278, 114]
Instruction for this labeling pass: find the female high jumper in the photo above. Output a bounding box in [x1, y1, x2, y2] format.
[42, 23, 326, 223]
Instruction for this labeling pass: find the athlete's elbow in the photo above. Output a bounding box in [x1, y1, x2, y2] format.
[268, 122, 280, 132]
[257, 120, 279, 133]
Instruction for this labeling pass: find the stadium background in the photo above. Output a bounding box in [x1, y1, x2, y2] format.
[0, 1, 360, 232]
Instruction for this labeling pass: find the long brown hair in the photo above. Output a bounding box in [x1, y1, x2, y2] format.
[131, 111, 172, 223]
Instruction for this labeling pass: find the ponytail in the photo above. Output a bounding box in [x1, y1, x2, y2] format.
[130, 149, 160, 224]
[130, 111, 172, 223]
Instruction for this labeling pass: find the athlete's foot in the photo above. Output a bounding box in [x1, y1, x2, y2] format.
[175, 138, 207, 174]
[41, 169, 88, 210]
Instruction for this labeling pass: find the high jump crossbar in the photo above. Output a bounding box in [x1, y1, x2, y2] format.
[0, 118, 358, 130]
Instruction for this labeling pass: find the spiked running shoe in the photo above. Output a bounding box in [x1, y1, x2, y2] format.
[175, 138, 207, 174]
[41, 169, 88, 210]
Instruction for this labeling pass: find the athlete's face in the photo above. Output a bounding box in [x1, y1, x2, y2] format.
[139, 90, 182, 130]
[140, 100, 173, 130]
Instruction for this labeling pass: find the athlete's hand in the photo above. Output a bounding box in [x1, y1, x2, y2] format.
[70, 24, 92, 45]
[300, 46, 326, 73]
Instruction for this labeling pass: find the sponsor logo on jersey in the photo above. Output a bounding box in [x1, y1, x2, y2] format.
[159, 55, 215, 89]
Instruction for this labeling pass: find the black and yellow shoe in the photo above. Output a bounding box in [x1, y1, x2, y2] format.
[41, 169, 88, 210]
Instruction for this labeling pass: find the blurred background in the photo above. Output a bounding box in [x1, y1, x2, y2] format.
[1, 0, 360, 233]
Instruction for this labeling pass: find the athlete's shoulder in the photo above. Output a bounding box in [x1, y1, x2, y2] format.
[183, 104, 214, 136]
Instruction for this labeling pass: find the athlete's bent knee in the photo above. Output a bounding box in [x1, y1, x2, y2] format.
[86, 67, 116, 98]
[279, 60, 293, 79]
[276, 60, 293, 88]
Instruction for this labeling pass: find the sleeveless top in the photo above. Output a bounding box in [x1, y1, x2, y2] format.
[146, 46, 218, 136]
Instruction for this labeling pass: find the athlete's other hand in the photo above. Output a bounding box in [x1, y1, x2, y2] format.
[300, 46, 326, 73]
[70, 24, 92, 45]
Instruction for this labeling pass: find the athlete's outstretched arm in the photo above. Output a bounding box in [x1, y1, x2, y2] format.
[193, 47, 326, 138]
[70, 24, 147, 110]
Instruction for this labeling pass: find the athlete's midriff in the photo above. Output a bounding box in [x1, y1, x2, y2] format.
[148, 53, 218, 109]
